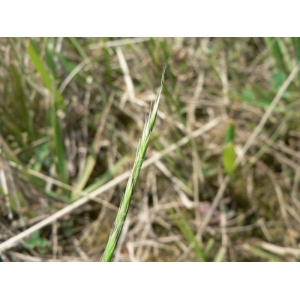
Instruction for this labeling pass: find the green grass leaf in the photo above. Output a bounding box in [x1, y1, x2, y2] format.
[27, 39, 69, 186]
[24, 231, 48, 249]
[222, 120, 235, 177]
[271, 72, 288, 92]
[27, 40, 52, 91]
[223, 144, 235, 177]
[58, 54, 85, 84]
[265, 37, 288, 76]
[45, 40, 57, 79]
[9, 64, 35, 142]
[243, 244, 283, 262]
[169, 207, 206, 262]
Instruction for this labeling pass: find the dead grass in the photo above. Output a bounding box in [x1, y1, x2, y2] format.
[0, 37, 300, 262]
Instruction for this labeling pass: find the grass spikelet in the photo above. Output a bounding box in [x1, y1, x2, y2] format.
[101, 65, 166, 262]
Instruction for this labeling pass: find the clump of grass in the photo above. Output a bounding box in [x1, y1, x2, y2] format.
[101, 65, 166, 262]
[1, 38, 300, 262]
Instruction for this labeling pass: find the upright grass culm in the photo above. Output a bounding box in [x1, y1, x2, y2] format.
[101, 65, 166, 262]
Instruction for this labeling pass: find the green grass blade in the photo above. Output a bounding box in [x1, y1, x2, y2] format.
[101, 66, 166, 262]
[265, 37, 288, 76]
[214, 246, 226, 262]
[291, 37, 300, 85]
[27, 40, 52, 91]
[74, 156, 131, 201]
[222, 120, 235, 178]
[45, 39, 57, 79]
[204, 238, 214, 256]
[51, 91, 69, 185]
[58, 54, 86, 85]
[169, 207, 206, 262]
[291, 37, 300, 61]
[243, 244, 283, 262]
[8, 64, 35, 142]
[27, 39, 69, 185]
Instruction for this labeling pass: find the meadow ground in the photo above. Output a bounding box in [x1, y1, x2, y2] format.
[0, 37, 300, 262]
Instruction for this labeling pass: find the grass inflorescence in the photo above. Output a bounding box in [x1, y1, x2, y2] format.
[101, 65, 166, 262]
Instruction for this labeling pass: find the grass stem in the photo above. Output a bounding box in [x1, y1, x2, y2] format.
[101, 65, 166, 262]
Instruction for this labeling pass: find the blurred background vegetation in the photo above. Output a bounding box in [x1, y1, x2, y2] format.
[0, 37, 300, 261]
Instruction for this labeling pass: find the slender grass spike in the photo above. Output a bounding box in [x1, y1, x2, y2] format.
[101, 65, 166, 262]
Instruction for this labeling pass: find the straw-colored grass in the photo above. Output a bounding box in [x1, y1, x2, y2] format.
[1, 38, 300, 262]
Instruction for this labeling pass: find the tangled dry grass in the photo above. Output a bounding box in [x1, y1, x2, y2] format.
[0, 37, 300, 261]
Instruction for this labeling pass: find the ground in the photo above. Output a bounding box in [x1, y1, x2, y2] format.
[0, 37, 300, 261]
